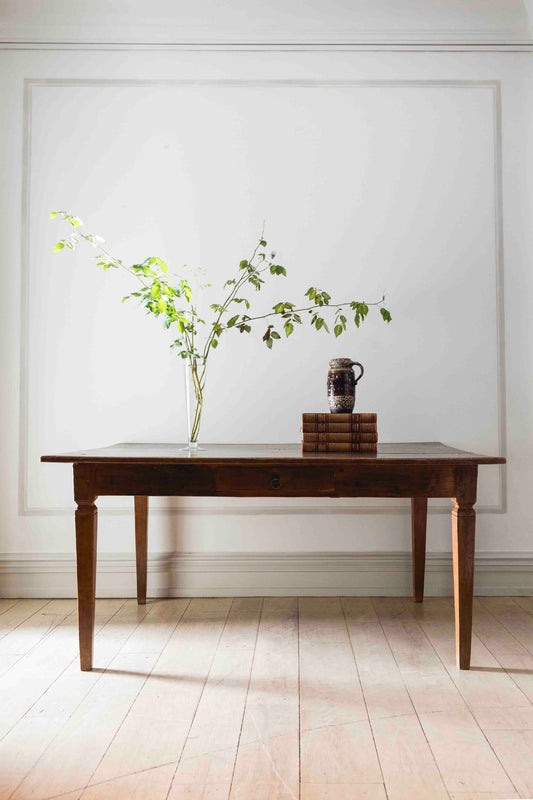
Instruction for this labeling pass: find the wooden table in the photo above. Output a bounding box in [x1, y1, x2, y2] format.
[41, 442, 505, 671]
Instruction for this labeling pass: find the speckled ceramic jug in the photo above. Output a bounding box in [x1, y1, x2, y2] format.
[327, 358, 364, 413]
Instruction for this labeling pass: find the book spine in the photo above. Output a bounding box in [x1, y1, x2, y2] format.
[302, 432, 378, 444]
[302, 413, 377, 424]
[302, 442, 378, 453]
[302, 422, 377, 433]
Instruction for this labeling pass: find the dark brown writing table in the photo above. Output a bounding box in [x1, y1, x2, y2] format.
[41, 442, 505, 671]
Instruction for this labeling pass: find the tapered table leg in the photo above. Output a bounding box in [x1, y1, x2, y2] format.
[74, 464, 98, 672]
[452, 467, 478, 670]
[411, 497, 428, 603]
[134, 496, 148, 605]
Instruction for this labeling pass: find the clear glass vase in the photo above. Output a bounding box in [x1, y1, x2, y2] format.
[184, 357, 207, 451]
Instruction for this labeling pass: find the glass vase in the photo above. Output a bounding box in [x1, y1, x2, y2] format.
[184, 357, 207, 451]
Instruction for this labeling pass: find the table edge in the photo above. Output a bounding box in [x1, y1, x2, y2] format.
[41, 452, 506, 466]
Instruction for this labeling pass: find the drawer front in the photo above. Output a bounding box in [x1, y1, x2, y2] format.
[94, 464, 217, 496]
[215, 466, 336, 497]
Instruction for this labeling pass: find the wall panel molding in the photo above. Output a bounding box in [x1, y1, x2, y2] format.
[20, 79, 507, 516]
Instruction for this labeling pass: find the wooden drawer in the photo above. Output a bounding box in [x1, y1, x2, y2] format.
[215, 466, 336, 497]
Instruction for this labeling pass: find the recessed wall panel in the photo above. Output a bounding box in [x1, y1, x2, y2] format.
[25, 81, 501, 510]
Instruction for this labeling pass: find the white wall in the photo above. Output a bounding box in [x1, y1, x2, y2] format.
[1, 3, 532, 596]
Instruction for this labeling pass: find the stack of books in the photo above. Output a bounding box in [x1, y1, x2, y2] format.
[302, 412, 378, 452]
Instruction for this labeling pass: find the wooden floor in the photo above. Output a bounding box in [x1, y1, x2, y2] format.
[1, 597, 533, 799]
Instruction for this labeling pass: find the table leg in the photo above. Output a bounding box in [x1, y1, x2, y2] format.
[411, 497, 428, 603]
[74, 465, 98, 672]
[452, 467, 478, 670]
[134, 496, 148, 605]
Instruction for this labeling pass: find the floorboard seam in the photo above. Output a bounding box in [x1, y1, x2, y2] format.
[227, 597, 264, 800]
[164, 598, 234, 800]
[340, 597, 389, 799]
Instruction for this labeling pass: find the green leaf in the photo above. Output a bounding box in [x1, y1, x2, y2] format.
[52, 242, 64, 252]
[271, 330, 281, 339]
[227, 315, 239, 327]
[380, 307, 392, 323]
[266, 337, 273, 349]
[334, 324, 343, 337]
[49, 211, 57, 219]
[273, 302, 284, 314]
[239, 259, 248, 270]
[157, 299, 167, 313]
[233, 298, 250, 309]
[284, 322, 294, 337]
[211, 339, 218, 349]
[259, 239, 267, 247]
[151, 283, 161, 299]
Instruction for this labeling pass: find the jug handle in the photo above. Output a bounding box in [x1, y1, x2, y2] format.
[351, 361, 364, 385]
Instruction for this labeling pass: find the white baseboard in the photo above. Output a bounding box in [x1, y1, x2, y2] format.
[0, 551, 532, 597]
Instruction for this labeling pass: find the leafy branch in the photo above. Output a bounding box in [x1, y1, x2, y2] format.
[50, 211, 392, 360]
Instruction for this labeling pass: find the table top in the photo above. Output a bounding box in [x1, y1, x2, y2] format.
[41, 442, 505, 467]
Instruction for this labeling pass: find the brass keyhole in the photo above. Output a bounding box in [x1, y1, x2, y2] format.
[270, 473, 282, 489]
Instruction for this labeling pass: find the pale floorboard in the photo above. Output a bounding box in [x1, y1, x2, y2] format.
[230, 597, 300, 800]
[341, 597, 414, 720]
[371, 713, 449, 800]
[372, 597, 467, 714]
[299, 597, 381, 789]
[478, 597, 533, 652]
[411, 597, 529, 710]
[167, 597, 262, 800]
[481, 728, 533, 797]
[0, 600, 51, 638]
[0, 596, 532, 799]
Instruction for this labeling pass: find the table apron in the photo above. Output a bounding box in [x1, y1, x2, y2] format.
[83, 463, 459, 499]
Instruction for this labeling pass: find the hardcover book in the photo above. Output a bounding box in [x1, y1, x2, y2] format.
[302, 442, 378, 453]
[302, 422, 377, 433]
[302, 432, 378, 444]
[302, 412, 377, 424]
